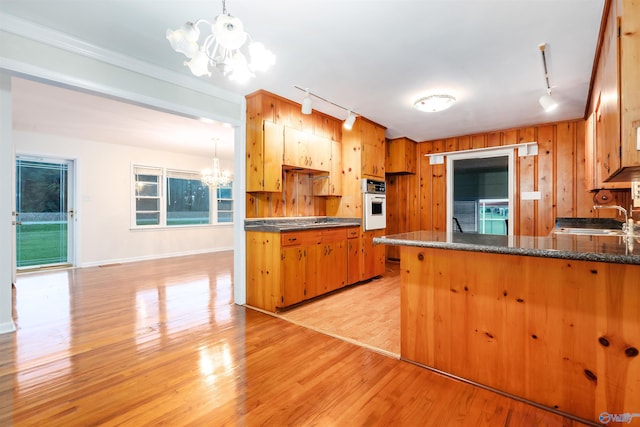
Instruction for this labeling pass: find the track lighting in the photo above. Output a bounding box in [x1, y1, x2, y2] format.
[344, 111, 357, 130]
[538, 43, 557, 113]
[539, 89, 558, 112]
[301, 90, 312, 115]
[294, 85, 359, 129]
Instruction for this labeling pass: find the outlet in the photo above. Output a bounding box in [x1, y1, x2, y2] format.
[633, 181, 640, 208]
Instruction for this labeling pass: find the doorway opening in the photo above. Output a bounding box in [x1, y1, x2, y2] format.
[446, 148, 514, 235]
[16, 156, 74, 269]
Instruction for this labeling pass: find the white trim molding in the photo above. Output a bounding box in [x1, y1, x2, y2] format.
[426, 142, 538, 165]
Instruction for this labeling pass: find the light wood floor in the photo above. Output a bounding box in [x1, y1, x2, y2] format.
[0, 252, 589, 426]
[278, 262, 400, 357]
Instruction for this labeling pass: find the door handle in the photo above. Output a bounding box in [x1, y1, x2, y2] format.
[14, 221, 22, 225]
[69, 209, 75, 218]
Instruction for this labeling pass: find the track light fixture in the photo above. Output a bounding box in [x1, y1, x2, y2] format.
[538, 43, 558, 112]
[294, 85, 359, 129]
[301, 90, 313, 115]
[344, 111, 357, 130]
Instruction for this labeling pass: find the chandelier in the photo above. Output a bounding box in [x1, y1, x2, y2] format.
[201, 139, 232, 187]
[166, 0, 275, 83]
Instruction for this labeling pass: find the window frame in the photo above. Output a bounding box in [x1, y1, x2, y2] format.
[131, 164, 234, 229]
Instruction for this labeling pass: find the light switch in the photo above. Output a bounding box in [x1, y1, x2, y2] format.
[521, 191, 541, 200]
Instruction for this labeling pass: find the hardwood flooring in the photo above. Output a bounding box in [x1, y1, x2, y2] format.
[278, 262, 401, 357]
[0, 252, 589, 426]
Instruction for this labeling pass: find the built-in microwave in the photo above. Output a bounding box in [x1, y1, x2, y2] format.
[362, 179, 386, 231]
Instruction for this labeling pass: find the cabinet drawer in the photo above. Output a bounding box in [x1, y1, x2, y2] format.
[281, 231, 321, 247]
[346, 227, 360, 239]
[321, 228, 347, 243]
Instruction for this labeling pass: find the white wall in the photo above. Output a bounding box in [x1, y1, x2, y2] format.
[0, 75, 16, 333]
[0, 13, 247, 331]
[16, 131, 234, 267]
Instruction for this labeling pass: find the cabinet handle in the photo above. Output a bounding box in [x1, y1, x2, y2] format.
[288, 237, 297, 241]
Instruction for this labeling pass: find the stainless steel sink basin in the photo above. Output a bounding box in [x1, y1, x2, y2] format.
[553, 227, 625, 236]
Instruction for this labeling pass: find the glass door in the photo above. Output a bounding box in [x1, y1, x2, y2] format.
[446, 148, 514, 235]
[15, 157, 74, 269]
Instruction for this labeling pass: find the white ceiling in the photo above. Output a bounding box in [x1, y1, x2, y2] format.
[3, 0, 605, 156]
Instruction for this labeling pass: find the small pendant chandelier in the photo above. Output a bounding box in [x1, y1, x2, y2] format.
[202, 138, 232, 186]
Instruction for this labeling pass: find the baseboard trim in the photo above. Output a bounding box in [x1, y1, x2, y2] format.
[0, 320, 17, 334]
[80, 247, 233, 268]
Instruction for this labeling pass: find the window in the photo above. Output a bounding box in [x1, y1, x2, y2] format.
[216, 182, 233, 223]
[166, 170, 210, 226]
[134, 166, 162, 226]
[132, 164, 232, 228]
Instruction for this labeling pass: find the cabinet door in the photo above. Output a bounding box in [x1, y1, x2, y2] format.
[280, 247, 306, 307]
[263, 121, 284, 192]
[304, 243, 321, 299]
[284, 127, 310, 169]
[361, 122, 386, 178]
[362, 230, 385, 279]
[386, 137, 416, 174]
[346, 229, 361, 285]
[313, 139, 342, 196]
[324, 240, 347, 292]
[310, 134, 331, 172]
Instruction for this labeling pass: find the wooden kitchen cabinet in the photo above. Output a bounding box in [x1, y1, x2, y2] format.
[362, 229, 386, 279]
[314, 139, 342, 196]
[346, 226, 361, 285]
[246, 120, 284, 192]
[317, 229, 347, 294]
[283, 126, 331, 172]
[361, 121, 386, 178]
[386, 137, 417, 174]
[246, 228, 348, 312]
[280, 246, 306, 306]
[586, 0, 640, 186]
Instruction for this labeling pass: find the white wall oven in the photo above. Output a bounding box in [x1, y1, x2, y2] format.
[362, 179, 386, 231]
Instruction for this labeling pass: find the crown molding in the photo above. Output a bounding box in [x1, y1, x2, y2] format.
[0, 12, 242, 105]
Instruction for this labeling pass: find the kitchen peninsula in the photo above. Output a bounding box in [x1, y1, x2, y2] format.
[375, 231, 640, 425]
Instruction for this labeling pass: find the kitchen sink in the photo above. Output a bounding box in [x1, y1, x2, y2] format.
[553, 227, 625, 236]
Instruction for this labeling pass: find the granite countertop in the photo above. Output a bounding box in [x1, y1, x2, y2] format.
[245, 216, 361, 232]
[374, 231, 640, 265]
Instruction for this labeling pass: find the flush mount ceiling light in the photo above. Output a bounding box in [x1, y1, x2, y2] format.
[538, 43, 558, 112]
[201, 138, 232, 186]
[166, 0, 275, 84]
[294, 85, 359, 129]
[413, 94, 457, 112]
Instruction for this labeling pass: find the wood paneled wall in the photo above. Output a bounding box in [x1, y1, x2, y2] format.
[386, 120, 632, 259]
[245, 90, 343, 218]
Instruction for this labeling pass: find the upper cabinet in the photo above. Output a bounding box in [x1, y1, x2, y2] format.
[386, 137, 417, 174]
[358, 119, 386, 179]
[314, 139, 342, 196]
[283, 127, 331, 172]
[246, 119, 284, 192]
[586, 0, 640, 188]
[245, 90, 344, 202]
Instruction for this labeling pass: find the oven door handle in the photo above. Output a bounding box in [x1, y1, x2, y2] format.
[371, 196, 386, 201]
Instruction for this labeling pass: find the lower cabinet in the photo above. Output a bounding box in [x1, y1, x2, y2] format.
[246, 228, 348, 312]
[246, 226, 384, 312]
[346, 227, 361, 285]
[362, 229, 386, 279]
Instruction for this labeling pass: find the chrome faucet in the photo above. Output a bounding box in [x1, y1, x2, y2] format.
[593, 205, 628, 224]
